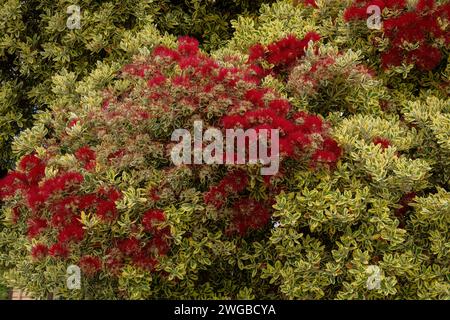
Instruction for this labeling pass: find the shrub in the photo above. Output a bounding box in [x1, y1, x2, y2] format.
[0, 0, 448, 300]
[0, 34, 340, 299]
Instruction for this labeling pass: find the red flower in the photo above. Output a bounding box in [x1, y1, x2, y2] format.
[373, 136, 391, 149]
[142, 209, 166, 232]
[269, 99, 291, 116]
[149, 235, 170, 256]
[153, 46, 180, 61]
[302, 115, 323, 133]
[132, 252, 158, 271]
[49, 243, 69, 258]
[230, 198, 271, 236]
[221, 115, 248, 129]
[117, 237, 141, 256]
[343, 7, 367, 22]
[381, 48, 403, 69]
[75, 146, 96, 171]
[147, 74, 166, 88]
[58, 220, 85, 243]
[407, 45, 442, 71]
[68, 119, 79, 128]
[79, 256, 102, 277]
[416, 0, 435, 12]
[27, 218, 48, 239]
[96, 200, 118, 221]
[178, 36, 199, 56]
[204, 186, 227, 209]
[0, 172, 28, 199]
[248, 44, 265, 63]
[245, 88, 268, 108]
[31, 244, 48, 260]
[302, 0, 318, 8]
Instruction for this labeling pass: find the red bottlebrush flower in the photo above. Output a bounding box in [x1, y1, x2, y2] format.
[33, 172, 84, 208]
[117, 237, 141, 256]
[303, 31, 321, 44]
[96, 200, 118, 221]
[142, 209, 166, 232]
[58, 220, 85, 243]
[105, 251, 123, 275]
[178, 36, 199, 56]
[343, 7, 368, 22]
[373, 136, 391, 149]
[31, 244, 48, 260]
[49, 243, 69, 259]
[153, 45, 180, 61]
[267, 34, 310, 69]
[122, 63, 149, 78]
[149, 188, 161, 202]
[68, 118, 79, 128]
[147, 74, 166, 88]
[132, 252, 158, 271]
[102, 99, 110, 110]
[288, 131, 312, 150]
[381, 48, 403, 69]
[221, 115, 248, 129]
[245, 88, 268, 108]
[416, 0, 435, 12]
[302, 115, 323, 133]
[248, 44, 266, 63]
[19, 154, 41, 172]
[77, 194, 98, 210]
[27, 218, 48, 239]
[12, 206, 21, 224]
[407, 45, 442, 71]
[230, 198, 271, 236]
[269, 99, 291, 116]
[0, 172, 28, 199]
[384, 0, 406, 9]
[302, 0, 318, 8]
[322, 137, 342, 157]
[107, 149, 126, 163]
[149, 235, 170, 256]
[220, 170, 249, 194]
[98, 187, 121, 202]
[75, 146, 96, 171]
[204, 186, 227, 209]
[79, 256, 102, 277]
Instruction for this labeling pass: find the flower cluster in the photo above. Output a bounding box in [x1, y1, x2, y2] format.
[0, 153, 124, 265]
[0, 36, 341, 284]
[204, 170, 249, 209]
[248, 33, 321, 73]
[119, 36, 338, 235]
[344, 0, 450, 71]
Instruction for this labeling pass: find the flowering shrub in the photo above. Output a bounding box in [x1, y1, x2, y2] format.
[0, 0, 448, 300]
[344, 0, 449, 71]
[0, 34, 340, 299]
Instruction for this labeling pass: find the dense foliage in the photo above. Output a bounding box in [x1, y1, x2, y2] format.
[0, 0, 274, 171]
[0, 0, 448, 299]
